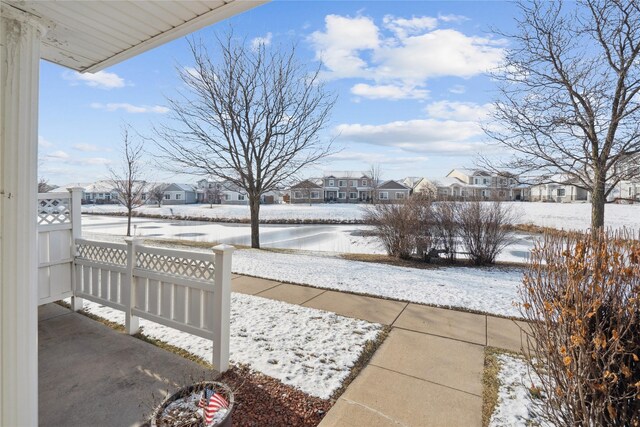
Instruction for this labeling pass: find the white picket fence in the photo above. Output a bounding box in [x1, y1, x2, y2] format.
[37, 190, 234, 372]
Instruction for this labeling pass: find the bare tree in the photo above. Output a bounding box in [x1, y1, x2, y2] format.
[148, 183, 166, 207]
[368, 164, 383, 204]
[205, 183, 223, 207]
[485, 0, 640, 231]
[153, 34, 336, 248]
[110, 126, 146, 237]
[38, 178, 53, 193]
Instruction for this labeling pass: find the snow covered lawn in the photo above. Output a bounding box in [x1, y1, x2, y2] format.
[489, 354, 551, 427]
[233, 249, 524, 317]
[82, 203, 367, 222]
[82, 201, 640, 231]
[80, 293, 382, 399]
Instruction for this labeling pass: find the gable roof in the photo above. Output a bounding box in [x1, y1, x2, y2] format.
[290, 179, 323, 190]
[379, 180, 410, 190]
[164, 183, 195, 192]
[3, 1, 266, 73]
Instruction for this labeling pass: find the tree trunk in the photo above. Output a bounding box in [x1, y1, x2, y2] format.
[591, 172, 606, 234]
[127, 208, 132, 237]
[249, 195, 261, 249]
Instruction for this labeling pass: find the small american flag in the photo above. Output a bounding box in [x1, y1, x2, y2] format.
[198, 388, 229, 425]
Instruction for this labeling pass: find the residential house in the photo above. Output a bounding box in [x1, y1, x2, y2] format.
[322, 173, 375, 202]
[434, 169, 527, 200]
[530, 177, 589, 202]
[196, 178, 249, 205]
[614, 155, 640, 202]
[290, 179, 324, 204]
[161, 183, 197, 205]
[377, 180, 411, 201]
[402, 177, 436, 198]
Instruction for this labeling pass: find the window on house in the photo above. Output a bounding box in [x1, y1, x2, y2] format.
[224, 194, 230, 201]
[310, 191, 320, 199]
[338, 180, 346, 187]
[176, 194, 182, 200]
[349, 192, 357, 199]
[351, 180, 357, 187]
[142, 194, 146, 200]
[105, 194, 110, 200]
[396, 192, 405, 199]
[294, 191, 302, 199]
[362, 179, 367, 186]
[164, 194, 170, 200]
[208, 183, 213, 188]
[484, 178, 490, 185]
[338, 192, 346, 199]
[328, 179, 335, 186]
[238, 194, 245, 201]
[557, 188, 566, 197]
[379, 192, 388, 200]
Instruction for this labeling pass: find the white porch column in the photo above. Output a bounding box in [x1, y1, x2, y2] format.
[1, 5, 45, 426]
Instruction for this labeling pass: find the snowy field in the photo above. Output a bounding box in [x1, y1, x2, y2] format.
[80, 293, 382, 400]
[233, 249, 523, 317]
[489, 354, 551, 427]
[82, 202, 640, 232]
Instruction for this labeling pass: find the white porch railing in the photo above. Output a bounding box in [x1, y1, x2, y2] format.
[37, 190, 234, 372]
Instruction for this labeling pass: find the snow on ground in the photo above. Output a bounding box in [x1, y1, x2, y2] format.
[489, 354, 552, 427]
[233, 249, 524, 317]
[83, 202, 640, 232]
[80, 293, 382, 400]
[82, 203, 367, 222]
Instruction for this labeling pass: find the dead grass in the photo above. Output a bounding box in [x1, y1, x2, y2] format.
[482, 347, 502, 427]
[340, 252, 526, 270]
[330, 325, 391, 401]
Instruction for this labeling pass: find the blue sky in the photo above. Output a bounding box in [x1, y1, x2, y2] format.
[38, 0, 519, 186]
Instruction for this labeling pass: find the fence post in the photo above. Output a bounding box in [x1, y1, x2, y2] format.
[211, 244, 235, 372]
[124, 237, 141, 335]
[68, 186, 84, 311]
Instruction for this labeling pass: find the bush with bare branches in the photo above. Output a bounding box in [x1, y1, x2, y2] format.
[457, 200, 517, 265]
[432, 201, 460, 261]
[364, 197, 431, 259]
[521, 231, 640, 426]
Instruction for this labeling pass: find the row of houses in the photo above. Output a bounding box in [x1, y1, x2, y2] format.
[52, 179, 285, 205]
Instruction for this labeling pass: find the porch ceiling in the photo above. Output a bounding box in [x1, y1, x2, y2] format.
[3, 0, 266, 73]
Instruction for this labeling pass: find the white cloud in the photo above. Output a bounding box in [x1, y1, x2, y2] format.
[309, 15, 380, 79]
[73, 143, 100, 152]
[437, 14, 470, 23]
[251, 32, 273, 50]
[425, 101, 492, 122]
[90, 102, 169, 114]
[63, 70, 126, 89]
[351, 83, 429, 100]
[335, 119, 484, 154]
[309, 14, 505, 99]
[47, 150, 70, 159]
[329, 151, 429, 165]
[38, 136, 53, 148]
[383, 15, 438, 39]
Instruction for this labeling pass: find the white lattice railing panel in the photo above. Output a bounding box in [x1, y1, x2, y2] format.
[135, 247, 214, 281]
[37, 194, 71, 226]
[76, 239, 127, 266]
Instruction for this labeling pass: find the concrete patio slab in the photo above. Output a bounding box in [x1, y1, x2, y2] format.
[257, 283, 326, 305]
[38, 302, 71, 322]
[303, 291, 407, 325]
[370, 328, 484, 396]
[39, 304, 212, 427]
[231, 275, 281, 295]
[333, 364, 482, 427]
[487, 316, 530, 353]
[393, 303, 486, 345]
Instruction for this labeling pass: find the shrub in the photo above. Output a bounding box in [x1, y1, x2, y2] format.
[364, 197, 431, 259]
[457, 200, 516, 265]
[432, 200, 460, 261]
[521, 231, 640, 426]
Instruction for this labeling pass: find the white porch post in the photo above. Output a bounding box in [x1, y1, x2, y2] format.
[1, 5, 45, 426]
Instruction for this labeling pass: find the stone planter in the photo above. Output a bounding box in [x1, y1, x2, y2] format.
[150, 381, 234, 427]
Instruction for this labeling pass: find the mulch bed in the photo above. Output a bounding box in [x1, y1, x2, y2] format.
[216, 366, 332, 427]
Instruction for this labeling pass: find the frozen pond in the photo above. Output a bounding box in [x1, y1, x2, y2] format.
[82, 215, 537, 262]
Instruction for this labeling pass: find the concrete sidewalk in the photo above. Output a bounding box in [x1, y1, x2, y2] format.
[231, 274, 529, 427]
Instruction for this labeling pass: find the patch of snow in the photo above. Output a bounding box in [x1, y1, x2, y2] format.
[490, 354, 552, 427]
[232, 249, 524, 317]
[80, 293, 382, 399]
